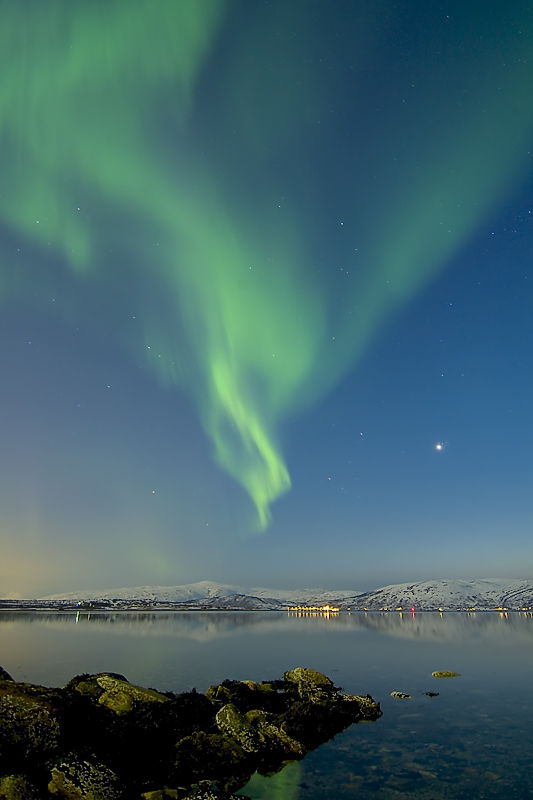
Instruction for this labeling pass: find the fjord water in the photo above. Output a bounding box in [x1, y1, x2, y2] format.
[1, 611, 532, 799]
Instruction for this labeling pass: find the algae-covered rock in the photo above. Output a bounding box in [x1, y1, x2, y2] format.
[65, 673, 168, 715]
[172, 731, 254, 794]
[0, 775, 39, 800]
[98, 689, 134, 714]
[278, 692, 381, 750]
[283, 668, 335, 703]
[0, 666, 381, 798]
[245, 709, 306, 763]
[390, 692, 412, 699]
[182, 781, 251, 800]
[64, 672, 128, 697]
[431, 671, 460, 678]
[338, 692, 383, 721]
[47, 755, 122, 800]
[0, 681, 62, 764]
[95, 674, 169, 705]
[215, 704, 262, 754]
[206, 680, 284, 716]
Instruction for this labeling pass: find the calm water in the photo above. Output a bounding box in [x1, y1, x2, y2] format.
[1, 610, 533, 799]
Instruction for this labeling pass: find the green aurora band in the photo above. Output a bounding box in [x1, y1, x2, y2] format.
[1, 0, 532, 529]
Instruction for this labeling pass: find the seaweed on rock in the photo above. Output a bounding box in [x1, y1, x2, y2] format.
[0, 666, 382, 799]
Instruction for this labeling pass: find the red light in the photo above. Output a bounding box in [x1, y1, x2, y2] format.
[410, 607, 415, 612]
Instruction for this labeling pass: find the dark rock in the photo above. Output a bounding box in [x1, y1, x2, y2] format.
[215, 704, 262, 753]
[284, 668, 336, 702]
[47, 754, 122, 799]
[181, 781, 251, 800]
[0, 681, 63, 767]
[277, 671, 381, 751]
[66, 672, 169, 714]
[172, 731, 254, 794]
[244, 708, 306, 769]
[0, 667, 381, 798]
[0, 668, 14, 683]
[206, 680, 286, 716]
[0, 775, 39, 800]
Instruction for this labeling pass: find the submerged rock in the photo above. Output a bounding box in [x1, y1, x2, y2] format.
[431, 671, 460, 678]
[390, 692, 412, 699]
[0, 665, 381, 799]
[181, 781, 251, 800]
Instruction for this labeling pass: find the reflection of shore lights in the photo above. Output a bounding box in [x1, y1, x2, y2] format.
[287, 604, 340, 616]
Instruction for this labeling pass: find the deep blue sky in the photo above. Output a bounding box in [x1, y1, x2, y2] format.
[1, 0, 532, 597]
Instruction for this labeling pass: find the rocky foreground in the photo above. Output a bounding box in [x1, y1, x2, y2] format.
[0, 665, 381, 799]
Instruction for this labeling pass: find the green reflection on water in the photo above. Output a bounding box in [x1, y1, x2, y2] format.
[243, 762, 302, 800]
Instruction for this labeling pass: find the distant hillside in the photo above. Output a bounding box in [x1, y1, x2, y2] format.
[41, 580, 358, 608]
[34, 578, 533, 611]
[336, 579, 533, 611]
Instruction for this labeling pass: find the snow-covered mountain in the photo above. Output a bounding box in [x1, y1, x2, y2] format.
[41, 580, 358, 607]
[336, 579, 533, 611]
[37, 578, 533, 610]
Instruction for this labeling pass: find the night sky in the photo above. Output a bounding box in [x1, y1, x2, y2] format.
[1, 0, 532, 598]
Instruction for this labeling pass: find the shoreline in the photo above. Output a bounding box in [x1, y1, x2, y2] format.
[1, 601, 531, 613]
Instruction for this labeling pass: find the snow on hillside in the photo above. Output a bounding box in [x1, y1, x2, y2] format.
[339, 579, 533, 610]
[40, 578, 533, 610]
[41, 580, 359, 606]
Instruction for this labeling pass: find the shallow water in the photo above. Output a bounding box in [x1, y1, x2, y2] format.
[1, 610, 532, 798]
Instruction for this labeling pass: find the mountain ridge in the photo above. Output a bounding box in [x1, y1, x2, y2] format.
[37, 578, 533, 611]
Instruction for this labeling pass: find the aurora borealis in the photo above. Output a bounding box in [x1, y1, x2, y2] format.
[1, 0, 533, 596]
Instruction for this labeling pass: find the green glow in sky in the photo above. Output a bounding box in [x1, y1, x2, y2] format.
[1, 1, 532, 528]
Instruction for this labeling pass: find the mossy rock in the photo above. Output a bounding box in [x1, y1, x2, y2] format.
[182, 781, 251, 800]
[338, 693, 382, 721]
[215, 704, 262, 754]
[65, 673, 168, 715]
[206, 680, 285, 715]
[284, 668, 334, 690]
[140, 790, 179, 800]
[431, 671, 460, 678]
[0, 682, 63, 764]
[47, 754, 122, 800]
[245, 709, 306, 758]
[0, 775, 40, 800]
[64, 673, 128, 698]
[0, 667, 381, 797]
[283, 668, 335, 703]
[172, 731, 255, 794]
